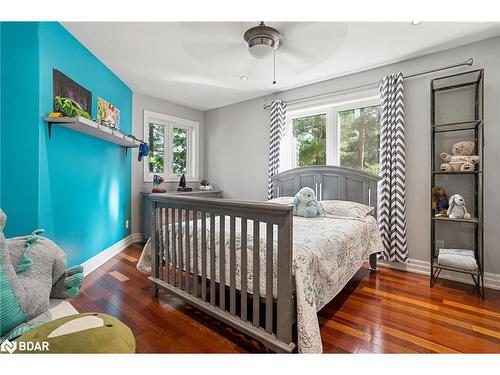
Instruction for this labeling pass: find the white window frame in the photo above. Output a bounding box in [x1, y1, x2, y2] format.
[280, 88, 381, 172]
[143, 110, 200, 183]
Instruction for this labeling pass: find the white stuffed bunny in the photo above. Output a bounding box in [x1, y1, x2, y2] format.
[447, 194, 471, 219]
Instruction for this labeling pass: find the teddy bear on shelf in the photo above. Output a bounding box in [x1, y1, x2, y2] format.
[440, 141, 480, 172]
[431, 186, 449, 216]
[293, 187, 321, 218]
[447, 194, 471, 219]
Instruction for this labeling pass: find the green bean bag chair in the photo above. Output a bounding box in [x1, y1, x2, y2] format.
[14, 313, 135, 353]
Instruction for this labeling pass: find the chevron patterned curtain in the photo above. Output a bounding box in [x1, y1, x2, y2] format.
[378, 73, 409, 263]
[267, 100, 287, 199]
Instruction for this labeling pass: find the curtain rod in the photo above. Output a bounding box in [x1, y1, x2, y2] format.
[262, 58, 473, 109]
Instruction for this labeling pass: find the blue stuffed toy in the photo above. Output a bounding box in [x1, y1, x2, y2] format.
[293, 187, 321, 218]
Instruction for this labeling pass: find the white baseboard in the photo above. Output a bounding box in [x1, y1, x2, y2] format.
[82, 233, 143, 277]
[378, 258, 500, 290]
[131, 232, 144, 243]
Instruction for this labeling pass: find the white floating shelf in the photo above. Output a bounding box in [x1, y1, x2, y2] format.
[44, 115, 142, 148]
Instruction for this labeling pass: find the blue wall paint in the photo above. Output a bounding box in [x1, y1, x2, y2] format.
[1, 22, 132, 267]
[1, 22, 40, 235]
[0, 23, 2, 209]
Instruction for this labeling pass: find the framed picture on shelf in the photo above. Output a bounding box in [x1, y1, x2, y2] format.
[53, 69, 92, 116]
[97, 97, 120, 129]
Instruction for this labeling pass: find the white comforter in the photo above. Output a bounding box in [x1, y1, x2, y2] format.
[140, 213, 383, 353]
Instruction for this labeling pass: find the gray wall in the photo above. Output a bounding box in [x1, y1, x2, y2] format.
[131, 92, 205, 234]
[204, 36, 500, 274]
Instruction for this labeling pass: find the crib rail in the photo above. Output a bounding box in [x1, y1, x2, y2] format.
[149, 194, 295, 353]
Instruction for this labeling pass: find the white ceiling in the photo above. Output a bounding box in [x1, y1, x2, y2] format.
[63, 22, 500, 111]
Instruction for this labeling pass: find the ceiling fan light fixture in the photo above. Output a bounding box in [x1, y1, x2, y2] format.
[244, 22, 281, 59]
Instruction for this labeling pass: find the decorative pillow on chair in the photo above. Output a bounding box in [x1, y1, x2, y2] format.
[320, 200, 374, 218]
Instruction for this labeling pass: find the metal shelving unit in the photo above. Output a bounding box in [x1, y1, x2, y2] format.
[430, 69, 484, 298]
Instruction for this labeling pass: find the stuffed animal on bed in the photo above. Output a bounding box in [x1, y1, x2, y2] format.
[0, 208, 84, 340]
[293, 187, 321, 218]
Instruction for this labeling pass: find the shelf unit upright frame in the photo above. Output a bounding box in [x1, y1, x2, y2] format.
[430, 69, 484, 298]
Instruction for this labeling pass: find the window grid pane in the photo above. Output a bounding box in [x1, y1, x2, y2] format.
[292, 113, 327, 167]
[148, 123, 165, 173]
[172, 127, 188, 175]
[339, 105, 381, 174]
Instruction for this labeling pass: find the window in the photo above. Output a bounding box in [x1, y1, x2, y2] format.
[339, 105, 381, 174]
[143, 110, 199, 182]
[280, 91, 381, 174]
[292, 113, 327, 167]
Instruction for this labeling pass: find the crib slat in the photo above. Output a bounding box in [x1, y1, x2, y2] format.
[178, 209, 184, 289]
[201, 211, 207, 302]
[229, 216, 236, 315]
[219, 214, 226, 310]
[276, 213, 293, 344]
[193, 210, 198, 297]
[150, 202, 158, 297]
[265, 223, 273, 334]
[160, 208, 168, 280]
[240, 218, 248, 321]
[210, 213, 216, 305]
[165, 208, 170, 284]
[185, 209, 190, 293]
[171, 208, 177, 287]
[252, 221, 260, 327]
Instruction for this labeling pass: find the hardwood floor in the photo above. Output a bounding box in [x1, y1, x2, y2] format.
[71, 243, 500, 353]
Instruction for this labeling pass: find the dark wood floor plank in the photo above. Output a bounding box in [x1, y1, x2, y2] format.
[70, 243, 500, 353]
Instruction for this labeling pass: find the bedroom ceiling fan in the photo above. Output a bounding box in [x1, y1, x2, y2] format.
[243, 22, 282, 84]
[177, 22, 348, 87]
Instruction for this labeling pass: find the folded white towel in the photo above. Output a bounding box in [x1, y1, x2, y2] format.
[438, 248, 478, 271]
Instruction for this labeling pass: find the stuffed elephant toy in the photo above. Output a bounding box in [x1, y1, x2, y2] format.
[293, 187, 321, 218]
[0, 208, 84, 340]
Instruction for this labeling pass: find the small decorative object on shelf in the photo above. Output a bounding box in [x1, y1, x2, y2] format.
[97, 97, 120, 129]
[54, 96, 91, 119]
[137, 143, 150, 162]
[199, 179, 214, 191]
[431, 186, 449, 216]
[177, 174, 193, 192]
[440, 140, 480, 172]
[430, 69, 484, 298]
[447, 194, 471, 219]
[53, 69, 92, 116]
[152, 175, 166, 193]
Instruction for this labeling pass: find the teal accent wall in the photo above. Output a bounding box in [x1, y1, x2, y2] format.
[1, 22, 40, 235]
[1, 22, 132, 267]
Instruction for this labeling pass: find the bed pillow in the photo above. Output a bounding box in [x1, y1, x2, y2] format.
[320, 200, 374, 218]
[267, 196, 294, 205]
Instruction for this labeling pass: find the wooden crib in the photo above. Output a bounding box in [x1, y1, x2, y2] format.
[148, 165, 380, 352]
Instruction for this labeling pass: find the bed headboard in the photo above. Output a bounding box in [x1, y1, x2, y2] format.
[271, 165, 381, 208]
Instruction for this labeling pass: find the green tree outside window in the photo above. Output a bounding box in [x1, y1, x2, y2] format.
[339, 105, 381, 175]
[173, 127, 187, 175]
[292, 113, 327, 167]
[148, 123, 165, 173]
